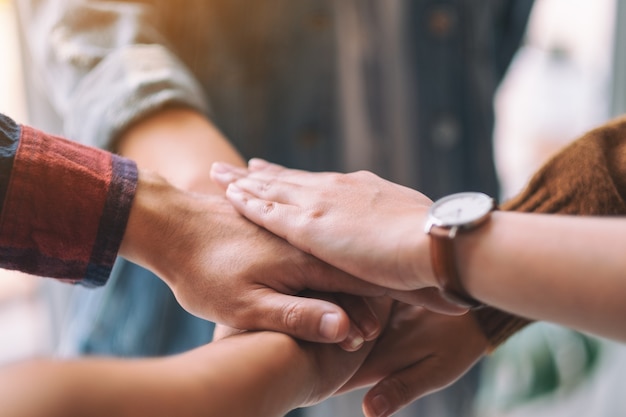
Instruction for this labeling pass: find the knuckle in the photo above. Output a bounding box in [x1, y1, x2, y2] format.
[326, 172, 341, 181]
[326, 171, 348, 186]
[296, 204, 328, 238]
[260, 179, 274, 193]
[429, 357, 457, 389]
[353, 169, 373, 178]
[281, 302, 304, 333]
[248, 176, 275, 194]
[380, 376, 413, 408]
[350, 170, 374, 182]
[260, 201, 276, 216]
[304, 206, 326, 220]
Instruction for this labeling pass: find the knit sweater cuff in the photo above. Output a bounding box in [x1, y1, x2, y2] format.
[471, 116, 626, 350]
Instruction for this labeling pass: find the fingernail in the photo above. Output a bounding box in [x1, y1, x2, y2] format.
[248, 158, 270, 169]
[319, 312, 341, 340]
[211, 162, 232, 174]
[371, 394, 390, 417]
[360, 318, 379, 340]
[345, 331, 365, 351]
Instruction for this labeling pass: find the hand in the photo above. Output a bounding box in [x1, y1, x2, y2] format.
[210, 159, 466, 314]
[297, 296, 394, 406]
[214, 292, 387, 352]
[121, 173, 387, 346]
[0, 295, 388, 417]
[211, 294, 396, 409]
[339, 302, 488, 417]
[117, 110, 387, 345]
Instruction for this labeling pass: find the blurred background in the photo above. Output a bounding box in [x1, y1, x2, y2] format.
[0, 0, 52, 365]
[1, 0, 625, 415]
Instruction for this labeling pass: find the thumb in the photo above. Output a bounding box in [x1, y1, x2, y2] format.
[362, 359, 454, 417]
[238, 291, 362, 345]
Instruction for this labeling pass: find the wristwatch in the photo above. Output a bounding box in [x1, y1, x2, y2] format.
[424, 192, 496, 309]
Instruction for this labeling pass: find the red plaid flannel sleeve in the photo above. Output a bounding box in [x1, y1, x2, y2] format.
[0, 114, 138, 286]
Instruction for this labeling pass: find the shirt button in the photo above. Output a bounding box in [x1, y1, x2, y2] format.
[431, 116, 460, 150]
[428, 6, 457, 38]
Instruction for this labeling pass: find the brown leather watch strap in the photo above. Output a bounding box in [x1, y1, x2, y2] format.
[429, 226, 484, 309]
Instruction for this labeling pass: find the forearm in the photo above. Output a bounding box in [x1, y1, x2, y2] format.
[17, 0, 209, 150]
[458, 212, 626, 341]
[179, 332, 311, 417]
[116, 108, 244, 194]
[0, 332, 311, 417]
[117, 167, 229, 290]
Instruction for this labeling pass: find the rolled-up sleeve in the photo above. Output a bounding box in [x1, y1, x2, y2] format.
[17, 0, 209, 150]
[0, 113, 138, 286]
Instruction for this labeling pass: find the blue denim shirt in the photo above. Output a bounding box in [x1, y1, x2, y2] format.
[18, 1, 533, 416]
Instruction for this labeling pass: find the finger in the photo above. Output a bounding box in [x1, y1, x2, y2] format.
[226, 183, 329, 260]
[248, 158, 312, 177]
[386, 287, 469, 315]
[225, 182, 294, 237]
[334, 295, 381, 342]
[338, 322, 367, 352]
[362, 358, 459, 417]
[231, 176, 307, 206]
[210, 162, 250, 189]
[235, 290, 354, 343]
[227, 183, 388, 296]
[299, 291, 374, 351]
[247, 158, 285, 172]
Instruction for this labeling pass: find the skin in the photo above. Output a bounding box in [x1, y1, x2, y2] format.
[1, 111, 488, 417]
[0, 111, 394, 417]
[0, 295, 391, 417]
[119, 168, 389, 349]
[205, 158, 490, 416]
[211, 158, 626, 342]
[216, 301, 490, 417]
[342, 303, 488, 417]
[114, 108, 389, 346]
[210, 160, 434, 291]
[208, 158, 466, 315]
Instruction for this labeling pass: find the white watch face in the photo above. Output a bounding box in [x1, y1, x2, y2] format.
[429, 192, 495, 227]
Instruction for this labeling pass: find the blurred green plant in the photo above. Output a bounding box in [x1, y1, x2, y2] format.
[477, 322, 602, 411]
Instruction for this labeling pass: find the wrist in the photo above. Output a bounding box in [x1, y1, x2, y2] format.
[405, 206, 439, 289]
[118, 169, 187, 278]
[455, 211, 498, 301]
[184, 332, 312, 416]
[424, 192, 496, 308]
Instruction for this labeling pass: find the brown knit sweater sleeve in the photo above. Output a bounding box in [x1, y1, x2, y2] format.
[473, 116, 626, 350]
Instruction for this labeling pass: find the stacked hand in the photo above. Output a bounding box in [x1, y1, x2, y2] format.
[210, 159, 466, 315]
[209, 159, 490, 416]
[118, 109, 394, 348]
[121, 170, 390, 348]
[340, 303, 487, 416]
[215, 300, 488, 417]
